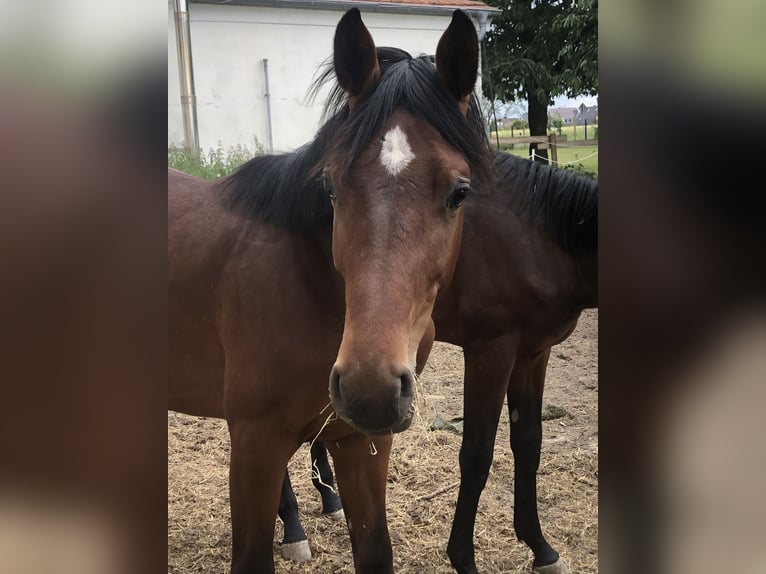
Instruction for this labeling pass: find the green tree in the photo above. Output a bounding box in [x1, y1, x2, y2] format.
[550, 115, 564, 135]
[482, 0, 597, 163]
[511, 119, 528, 131]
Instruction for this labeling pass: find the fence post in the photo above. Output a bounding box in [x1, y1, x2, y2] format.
[549, 133, 558, 165]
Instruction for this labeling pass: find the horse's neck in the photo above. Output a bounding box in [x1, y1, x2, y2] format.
[498, 178, 597, 307]
[574, 250, 598, 309]
[315, 226, 339, 277]
[309, 225, 346, 309]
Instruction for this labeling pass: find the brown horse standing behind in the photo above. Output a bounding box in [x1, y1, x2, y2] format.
[438, 152, 596, 574]
[169, 9, 492, 574]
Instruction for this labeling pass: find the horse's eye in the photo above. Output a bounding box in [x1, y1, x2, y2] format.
[321, 170, 336, 201]
[447, 183, 471, 211]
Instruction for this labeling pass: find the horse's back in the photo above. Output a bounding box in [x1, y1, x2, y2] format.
[168, 169, 239, 417]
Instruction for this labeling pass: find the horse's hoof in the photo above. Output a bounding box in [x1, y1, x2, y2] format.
[533, 557, 570, 574]
[281, 540, 312, 562]
[325, 508, 345, 521]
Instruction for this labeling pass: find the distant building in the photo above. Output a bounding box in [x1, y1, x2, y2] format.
[495, 111, 528, 128]
[549, 104, 597, 126]
[575, 104, 598, 124]
[549, 107, 578, 125]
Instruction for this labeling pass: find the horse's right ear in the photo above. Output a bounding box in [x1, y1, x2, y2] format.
[333, 8, 380, 101]
[435, 10, 479, 107]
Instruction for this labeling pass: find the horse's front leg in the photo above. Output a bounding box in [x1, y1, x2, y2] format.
[447, 337, 517, 574]
[326, 433, 393, 574]
[228, 418, 296, 574]
[507, 350, 569, 574]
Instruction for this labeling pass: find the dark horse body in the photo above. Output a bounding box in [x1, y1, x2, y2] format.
[282, 151, 597, 573]
[169, 9, 492, 574]
[438, 152, 596, 574]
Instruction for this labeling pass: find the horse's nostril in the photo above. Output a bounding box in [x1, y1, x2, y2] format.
[399, 370, 414, 399]
[329, 367, 342, 400]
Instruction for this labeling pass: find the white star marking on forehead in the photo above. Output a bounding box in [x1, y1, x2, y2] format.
[379, 125, 415, 176]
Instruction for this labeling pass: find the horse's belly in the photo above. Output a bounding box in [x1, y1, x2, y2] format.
[168, 338, 223, 418]
[168, 262, 228, 418]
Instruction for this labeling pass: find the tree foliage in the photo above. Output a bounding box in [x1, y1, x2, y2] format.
[550, 115, 564, 134]
[554, 0, 598, 95]
[511, 119, 529, 130]
[482, 0, 598, 105]
[481, 0, 597, 161]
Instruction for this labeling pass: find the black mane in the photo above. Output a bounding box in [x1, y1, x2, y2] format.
[220, 47, 492, 231]
[218, 112, 343, 231]
[494, 152, 598, 254]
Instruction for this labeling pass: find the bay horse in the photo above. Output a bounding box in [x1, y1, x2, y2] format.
[168, 8, 492, 574]
[280, 150, 597, 573]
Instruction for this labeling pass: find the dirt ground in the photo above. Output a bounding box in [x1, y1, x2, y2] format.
[168, 309, 598, 573]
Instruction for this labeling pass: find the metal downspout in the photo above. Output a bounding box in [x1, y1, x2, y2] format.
[476, 12, 490, 139]
[173, 0, 200, 159]
[263, 59, 274, 154]
[477, 12, 489, 41]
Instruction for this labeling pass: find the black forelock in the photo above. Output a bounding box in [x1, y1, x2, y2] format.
[319, 49, 493, 189]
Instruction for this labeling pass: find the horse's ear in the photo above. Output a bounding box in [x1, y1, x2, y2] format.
[334, 8, 380, 99]
[435, 10, 479, 103]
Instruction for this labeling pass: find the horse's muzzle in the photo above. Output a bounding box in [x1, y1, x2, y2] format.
[329, 361, 415, 435]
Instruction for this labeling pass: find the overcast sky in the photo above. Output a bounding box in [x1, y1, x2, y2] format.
[493, 93, 598, 118]
[553, 94, 598, 108]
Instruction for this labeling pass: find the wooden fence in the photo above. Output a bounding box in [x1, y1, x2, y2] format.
[491, 134, 598, 164]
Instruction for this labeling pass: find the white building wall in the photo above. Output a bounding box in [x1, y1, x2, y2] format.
[168, 2, 184, 148]
[168, 2, 484, 154]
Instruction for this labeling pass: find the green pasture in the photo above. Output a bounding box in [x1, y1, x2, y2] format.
[491, 122, 598, 142]
[500, 144, 598, 177]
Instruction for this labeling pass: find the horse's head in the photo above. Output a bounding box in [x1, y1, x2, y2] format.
[322, 9, 489, 435]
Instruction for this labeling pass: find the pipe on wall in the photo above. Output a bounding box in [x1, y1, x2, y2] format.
[477, 11, 489, 41]
[173, 0, 200, 159]
[262, 59, 274, 154]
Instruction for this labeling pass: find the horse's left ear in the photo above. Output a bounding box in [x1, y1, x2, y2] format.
[334, 8, 380, 100]
[435, 10, 479, 105]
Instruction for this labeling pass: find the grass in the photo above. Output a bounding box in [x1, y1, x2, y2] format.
[541, 404, 572, 421]
[168, 141, 261, 179]
[501, 143, 598, 177]
[491, 122, 598, 142]
[489, 122, 598, 177]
